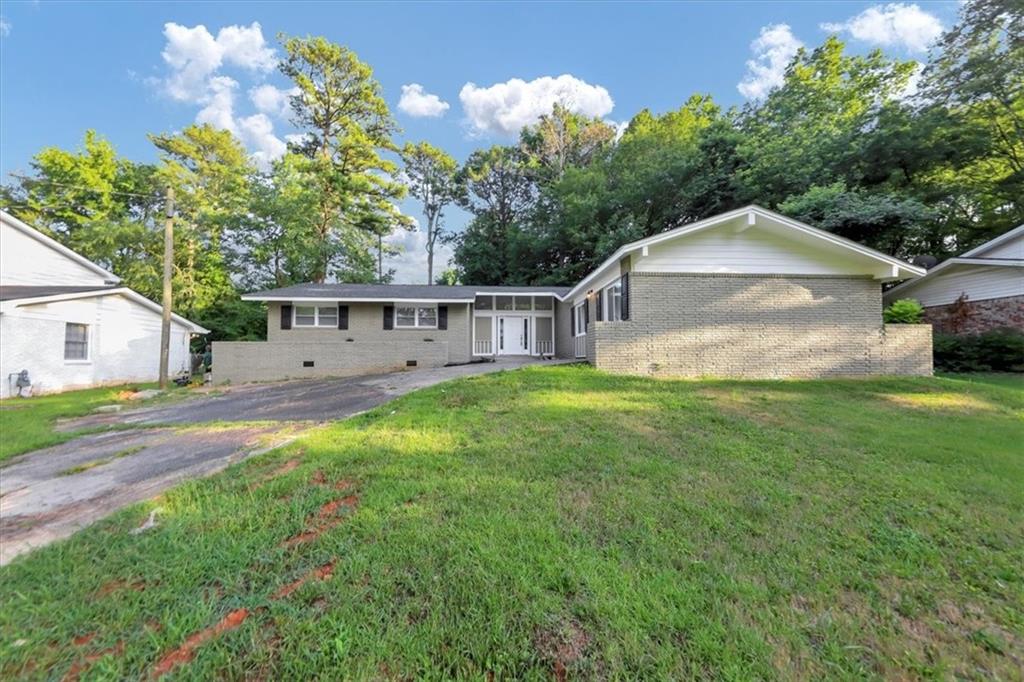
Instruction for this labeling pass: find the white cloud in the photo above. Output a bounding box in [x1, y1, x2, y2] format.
[237, 113, 287, 169]
[459, 74, 614, 137]
[250, 83, 299, 118]
[398, 84, 450, 118]
[737, 24, 803, 100]
[821, 3, 943, 53]
[898, 61, 925, 100]
[195, 76, 240, 135]
[0, 17, 12, 37]
[159, 21, 276, 102]
[385, 223, 455, 284]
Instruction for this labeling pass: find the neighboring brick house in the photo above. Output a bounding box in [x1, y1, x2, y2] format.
[215, 205, 932, 383]
[883, 224, 1024, 335]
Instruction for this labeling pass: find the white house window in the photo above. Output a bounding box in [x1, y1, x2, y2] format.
[514, 296, 532, 311]
[533, 296, 552, 310]
[396, 305, 438, 328]
[64, 323, 89, 360]
[603, 280, 623, 321]
[573, 304, 587, 336]
[294, 305, 337, 327]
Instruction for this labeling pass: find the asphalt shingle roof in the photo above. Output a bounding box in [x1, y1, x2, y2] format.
[243, 283, 572, 301]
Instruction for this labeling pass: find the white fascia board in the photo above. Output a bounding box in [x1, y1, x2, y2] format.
[883, 257, 1023, 300]
[563, 205, 925, 300]
[242, 295, 476, 304]
[1, 210, 121, 283]
[1, 287, 209, 334]
[472, 290, 569, 301]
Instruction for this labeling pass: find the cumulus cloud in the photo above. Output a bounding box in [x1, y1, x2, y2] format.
[737, 24, 803, 100]
[0, 17, 12, 37]
[398, 84, 450, 118]
[385, 223, 455, 284]
[154, 21, 288, 169]
[250, 83, 299, 118]
[821, 3, 943, 53]
[459, 74, 614, 137]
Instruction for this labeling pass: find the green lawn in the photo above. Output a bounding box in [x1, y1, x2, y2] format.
[1, 366, 1021, 679]
[0, 383, 187, 464]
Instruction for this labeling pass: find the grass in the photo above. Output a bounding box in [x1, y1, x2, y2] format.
[0, 383, 187, 464]
[57, 445, 147, 476]
[0, 366, 1021, 679]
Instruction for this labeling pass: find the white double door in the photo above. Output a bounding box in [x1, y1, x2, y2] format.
[497, 315, 530, 355]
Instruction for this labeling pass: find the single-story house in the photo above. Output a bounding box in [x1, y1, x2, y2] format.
[883, 224, 1023, 334]
[0, 210, 207, 398]
[216, 205, 933, 382]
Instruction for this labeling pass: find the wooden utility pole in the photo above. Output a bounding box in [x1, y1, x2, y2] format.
[158, 187, 175, 390]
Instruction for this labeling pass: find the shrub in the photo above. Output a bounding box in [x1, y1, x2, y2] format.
[934, 327, 1024, 373]
[883, 298, 924, 324]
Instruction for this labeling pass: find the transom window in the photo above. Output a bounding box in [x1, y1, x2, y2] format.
[64, 323, 89, 361]
[603, 280, 623, 322]
[396, 305, 438, 328]
[294, 305, 338, 327]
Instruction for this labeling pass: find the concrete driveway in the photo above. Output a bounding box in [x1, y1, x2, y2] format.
[1, 358, 568, 564]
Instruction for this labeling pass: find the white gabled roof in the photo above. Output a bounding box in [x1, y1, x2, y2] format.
[960, 223, 1024, 258]
[0, 286, 210, 334]
[0, 210, 121, 283]
[564, 205, 925, 301]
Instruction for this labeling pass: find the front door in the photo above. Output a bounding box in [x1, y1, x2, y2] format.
[498, 316, 530, 355]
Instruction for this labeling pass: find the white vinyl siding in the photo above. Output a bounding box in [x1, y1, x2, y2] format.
[894, 265, 1024, 307]
[980, 234, 1023, 259]
[0, 218, 111, 286]
[633, 223, 872, 276]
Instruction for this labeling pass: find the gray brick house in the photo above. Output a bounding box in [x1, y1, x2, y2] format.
[214, 206, 933, 382]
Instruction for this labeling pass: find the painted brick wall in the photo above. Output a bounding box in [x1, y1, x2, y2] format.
[554, 299, 574, 359]
[215, 302, 471, 384]
[922, 295, 1024, 334]
[589, 273, 932, 378]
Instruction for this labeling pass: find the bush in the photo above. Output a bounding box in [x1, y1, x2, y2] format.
[934, 327, 1024, 373]
[883, 298, 924, 324]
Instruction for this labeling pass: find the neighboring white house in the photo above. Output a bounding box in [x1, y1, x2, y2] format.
[0, 210, 207, 398]
[884, 225, 1024, 334]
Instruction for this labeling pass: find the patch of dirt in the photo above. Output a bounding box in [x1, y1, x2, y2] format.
[151, 608, 249, 679]
[63, 640, 124, 682]
[71, 633, 96, 647]
[96, 578, 145, 598]
[271, 561, 336, 600]
[280, 495, 359, 548]
[334, 479, 355, 491]
[311, 470, 327, 485]
[248, 456, 304, 490]
[535, 620, 590, 682]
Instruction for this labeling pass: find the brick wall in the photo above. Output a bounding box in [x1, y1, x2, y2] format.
[922, 295, 1024, 334]
[589, 273, 932, 378]
[214, 302, 471, 384]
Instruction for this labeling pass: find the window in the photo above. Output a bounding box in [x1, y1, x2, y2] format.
[514, 296, 532, 311]
[294, 305, 337, 327]
[396, 305, 438, 328]
[64, 323, 89, 360]
[603, 280, 623, 322]
[533, 296, 552, 310]
[474, 295, 493, 310]
[496, 296, 514, 311]
[573, 304, 587, 336]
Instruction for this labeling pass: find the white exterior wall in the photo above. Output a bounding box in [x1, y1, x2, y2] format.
[0, 294, 191, 398]
[887, 265, 1023, 307]
[975, 231, 1022, 259]
[0, 219, 112, 286]
[633, 224, 871, 277]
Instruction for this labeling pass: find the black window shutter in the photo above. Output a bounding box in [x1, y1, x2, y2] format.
[338, 304, 349, 330]
[280, 304, 292, 330]
[438, 305, 448, 330]
[571, 306, 576, 336]
[383, 305, 394, 330]
[621, 273, 630, 321]
[583, 299, 589, 331]
[596, 291, 603, 321]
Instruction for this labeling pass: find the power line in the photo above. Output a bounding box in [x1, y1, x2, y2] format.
[7, 173, 163, 200]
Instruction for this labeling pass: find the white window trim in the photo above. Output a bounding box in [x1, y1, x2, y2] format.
[293, 305, 339, 328]
[573, 303, 587, 337]
[602, 279, 623, 322]
[395, 304, 438, 329]
[64, 322, 91, 364]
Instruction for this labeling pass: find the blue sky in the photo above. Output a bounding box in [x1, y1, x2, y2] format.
[0, 1, 959, 281]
